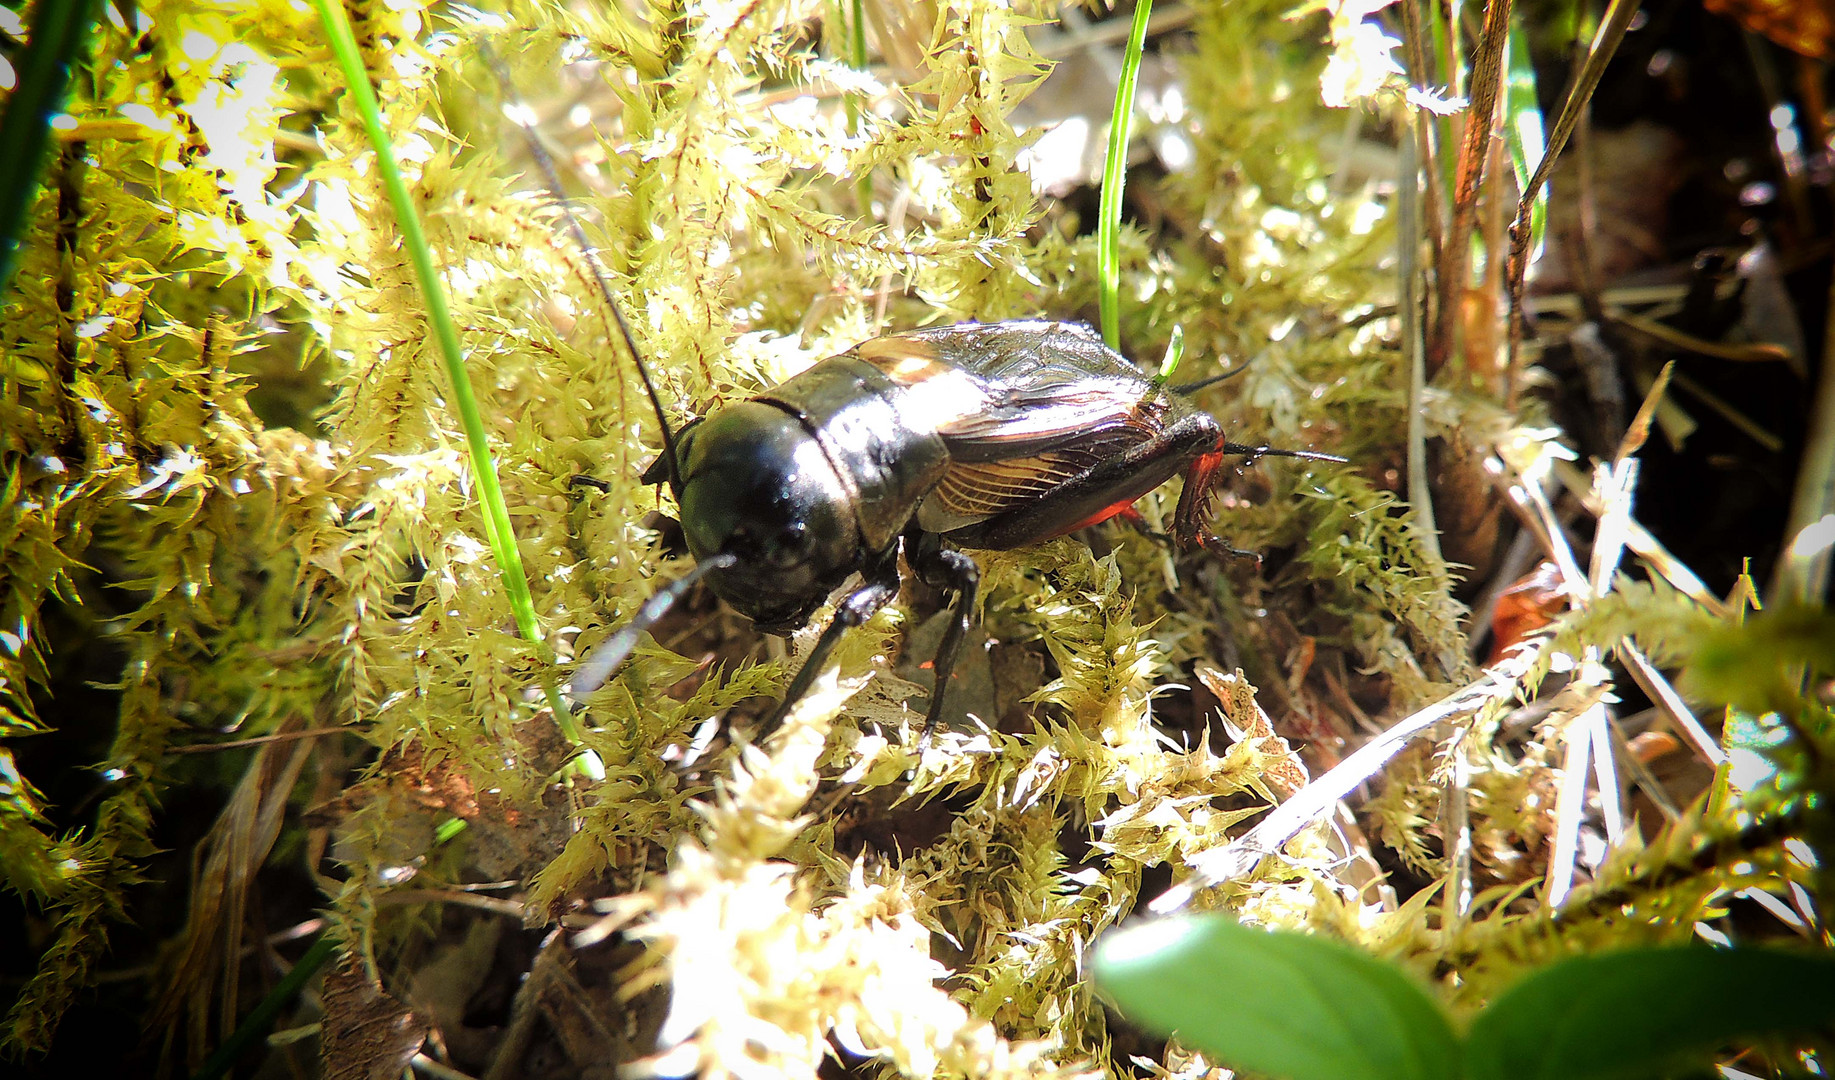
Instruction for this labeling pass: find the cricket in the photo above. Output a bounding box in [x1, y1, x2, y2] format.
[563, 313, 1345, 738]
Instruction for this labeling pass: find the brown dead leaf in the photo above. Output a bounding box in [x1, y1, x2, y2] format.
[1626, 729, 1683, 764]
[1703, 0, 1832, 57]
[1488, 561, 1567, 665]
[1194, 666, 1310, 799]
[149, 727, 316, 1067]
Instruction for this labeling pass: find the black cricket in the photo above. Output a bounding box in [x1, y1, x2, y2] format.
[483, 55, 1342, 742]
[568, 318, 1344, 740]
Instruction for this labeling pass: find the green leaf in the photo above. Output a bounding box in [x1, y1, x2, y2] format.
[1465, 946, 1835, 1080]
[1092, 914, 1459, 1080]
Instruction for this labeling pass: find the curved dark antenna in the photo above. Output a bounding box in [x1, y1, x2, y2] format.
[482, 44, 685, 497]
[1168, 365, 1248, 396]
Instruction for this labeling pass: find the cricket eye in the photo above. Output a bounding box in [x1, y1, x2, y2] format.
[766, 523, 811, 567]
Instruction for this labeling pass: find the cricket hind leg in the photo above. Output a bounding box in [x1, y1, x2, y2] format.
[907, 534, 980, 749]
[758, 555, 902, 739]
[1109, 504, 1173, 546]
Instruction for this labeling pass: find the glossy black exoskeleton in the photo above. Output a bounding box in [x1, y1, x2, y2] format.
[572, 319, 1343, 740]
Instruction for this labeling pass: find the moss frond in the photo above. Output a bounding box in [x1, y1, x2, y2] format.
[2, 0, 1812, 1072]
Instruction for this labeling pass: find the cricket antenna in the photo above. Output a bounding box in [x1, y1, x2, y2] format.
[482, 43, 685, 498]
[567, 552, 739, 700]
[1168, 365, 1248, 396]
[1220, 442, 1350, 465]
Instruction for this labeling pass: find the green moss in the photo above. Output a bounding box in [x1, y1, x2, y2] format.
[0, 0, 1815, 1071]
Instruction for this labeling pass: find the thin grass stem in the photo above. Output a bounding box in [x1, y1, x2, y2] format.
[1505, 0, 1642, 404]
[1400, 122, 1441, 562]
[1098, 0, 1155, 349]
[1398, 0, 1449, 273]
[0, 0, 100, 293]
[847, 0, 874, 218]
[311, 1, 588, 753]
[186, 933, 338, 1080]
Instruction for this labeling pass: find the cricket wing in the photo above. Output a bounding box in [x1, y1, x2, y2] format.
[853, 323, 1166, 459]
[917, 399, 1169, 533]
[934, 376, 1163, 461]
[850, 321, 1185, 532]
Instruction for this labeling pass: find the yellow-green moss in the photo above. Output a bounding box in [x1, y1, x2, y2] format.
[1, 0, 1812, 1071]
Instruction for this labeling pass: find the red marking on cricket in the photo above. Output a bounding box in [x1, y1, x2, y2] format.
[1048, 497, 1139, 539]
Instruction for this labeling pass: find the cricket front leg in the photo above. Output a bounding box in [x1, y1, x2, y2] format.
[1171, 448, 1262, 564]
[1171, 439, 1348, 561]
[907, 535, 980, 749]
[759, 555, 901, 740]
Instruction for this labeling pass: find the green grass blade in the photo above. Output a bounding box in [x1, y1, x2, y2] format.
[0, 0, 100, 293]
[1502, 18, 1545, 262]
[847, 0, 873, 218]
[1097, 0, 1154, 350]
[311, 1, 587, 752]
[1146, 324, 1184, 394]
[186, 933, 339, 1080]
